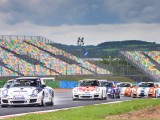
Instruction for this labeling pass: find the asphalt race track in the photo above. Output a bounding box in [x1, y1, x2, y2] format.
[0, 89, 133, 117]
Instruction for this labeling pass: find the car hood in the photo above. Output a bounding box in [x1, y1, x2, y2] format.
[137, 87, 150, 92]
[120, 87, 128, 91]
[8, 87, 37, 95]
[77, 86, 96, 92]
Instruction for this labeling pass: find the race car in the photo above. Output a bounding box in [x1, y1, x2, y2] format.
[98, 80, 120, 99]
[1, 77, 54, 107]
[132, 82, 157, 98]
[116, 82, 133, 97]
[72, 79, 107, 100]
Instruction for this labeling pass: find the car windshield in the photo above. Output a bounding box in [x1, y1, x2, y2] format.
[79, 80, 99, 87]
[99, 81, 107, 87]
[138, 83, 154, 87]
[106, 82, 113, 87]
[119, 83, 131, 87]
[10, 79, 40, 87]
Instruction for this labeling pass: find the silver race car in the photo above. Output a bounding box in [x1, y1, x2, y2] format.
[1, 77, 54, 107]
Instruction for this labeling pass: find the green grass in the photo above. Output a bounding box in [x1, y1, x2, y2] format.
[6, 99, 160, 120]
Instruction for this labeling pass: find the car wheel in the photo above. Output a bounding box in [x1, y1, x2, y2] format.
[104, 93, 107, 100]
[50, 94, 54, 106]
[129, 91, 132, 97]
[155, 91, 158, 98]
[111, 93, 115, 99]
[40, 93, 46, 106]
[100, 92, 104, 100]
[1, 105, 8, 108]
[116, 93, 120, 98]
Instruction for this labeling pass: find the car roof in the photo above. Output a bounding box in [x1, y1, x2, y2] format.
[98, 80, 107, 82]
[80, 79, 98, 81]
[15, 77, 40, 80]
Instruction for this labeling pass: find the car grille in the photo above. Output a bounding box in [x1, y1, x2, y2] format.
[94, 95, 99, 97]
[30, 99, 37, 103]
[2, 100, 8, 103]
[74, 95, 79, 97]
[81, 96, 91, 98]
[12, 101, 25, 104]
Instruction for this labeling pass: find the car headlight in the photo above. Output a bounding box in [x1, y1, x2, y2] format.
[73, 88, 78, 92]
[108, 89, 111, 92]
[149, 89, 153, 92]
[95, 88, 100, 92]
[32, 89, 39, 95]
[2, 89, 8, 96]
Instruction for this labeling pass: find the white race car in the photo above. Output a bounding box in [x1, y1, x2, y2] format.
[72, 79, 107, 100]
[116, 82, 133, 97]
[132, 82, 157, 98]
[1, 77, 54, 107]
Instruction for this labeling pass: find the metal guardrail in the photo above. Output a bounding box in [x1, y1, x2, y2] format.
[0, 35, 54, 44]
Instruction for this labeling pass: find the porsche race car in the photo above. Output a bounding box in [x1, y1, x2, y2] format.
[72, 79, 107, 100]
[98, 80, 120, 99]
[116, 82, 133, 97]
[132, 82, 157, 98]
[1, 77, 54, 107]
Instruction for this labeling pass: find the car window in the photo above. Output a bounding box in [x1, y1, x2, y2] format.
[79, 80, 99, 86]
[120, 83, 131, 87]
[99, 81, 107, 87]
[106, 82, 113, 87]
[138, 83, 154, 87]
[10, 79, 40, 87]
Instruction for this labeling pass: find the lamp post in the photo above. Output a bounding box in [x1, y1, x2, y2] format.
[77, 37, 84, 75]
[77, 37, 84, 58]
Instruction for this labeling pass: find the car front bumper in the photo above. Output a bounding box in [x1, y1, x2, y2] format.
[1, 95, 42, 106]
[73, 92, 102, 99]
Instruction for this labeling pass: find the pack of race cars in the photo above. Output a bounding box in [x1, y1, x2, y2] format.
[72, 79, 160, 100]
[1, 77, 160, 107]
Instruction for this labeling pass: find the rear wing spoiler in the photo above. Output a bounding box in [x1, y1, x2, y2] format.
[41, 77, 55, 81]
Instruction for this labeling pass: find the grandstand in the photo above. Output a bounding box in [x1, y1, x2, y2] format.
[121, 51, 160, 81]
[0, 35, 111, 77]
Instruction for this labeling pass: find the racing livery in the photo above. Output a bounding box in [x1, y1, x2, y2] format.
[1, 77, 54, 107]
[132, 82, 157, 98]
[72, 79, 107, 100]
[117, 82, 133, 97]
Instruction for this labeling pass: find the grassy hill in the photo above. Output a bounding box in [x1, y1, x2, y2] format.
[49, 40, 160, 58]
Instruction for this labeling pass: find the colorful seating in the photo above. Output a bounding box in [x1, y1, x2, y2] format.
[122, 51, 160, 81]
[0, 38, 111, 76]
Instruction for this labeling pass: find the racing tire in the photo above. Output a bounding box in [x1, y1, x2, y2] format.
[100, 92, 104, 100]
[116, 93, 120, 98]
[155, 92, 158, 98]
[40, 93, 46, 107]
[104, 94, 107, 100]
[50, 95, 54, 106]
[129, 91, 132, 97]
[1, 105, 8, 108]
[111, 94, 115, 99]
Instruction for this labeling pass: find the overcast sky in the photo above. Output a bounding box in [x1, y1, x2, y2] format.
[0, 0, 160, 45]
